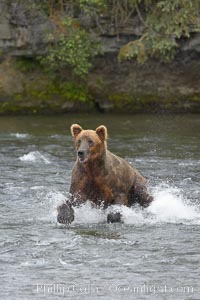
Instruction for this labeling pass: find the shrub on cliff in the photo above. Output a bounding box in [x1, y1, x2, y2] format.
[79, 0, 200, 63]
[40, 16, 101, 78]
[118, 0, 200, 63]
[37, 0, 200, 74]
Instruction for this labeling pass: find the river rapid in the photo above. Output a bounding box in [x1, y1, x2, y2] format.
[0, 114, 200, 300]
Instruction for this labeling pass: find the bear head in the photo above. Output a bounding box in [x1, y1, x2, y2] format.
[71, 124, 107, 164]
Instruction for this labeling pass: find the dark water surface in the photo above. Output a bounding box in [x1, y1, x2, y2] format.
[0, 114, 200, 300]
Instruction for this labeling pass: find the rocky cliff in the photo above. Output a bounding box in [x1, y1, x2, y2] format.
[0, 0, 200, 113]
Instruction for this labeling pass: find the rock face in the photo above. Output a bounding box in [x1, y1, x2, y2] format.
[0, 0, 200, 113]
[88, 54, 200, 113]
[0, 0, 53, 56]
[1, 0, 200, 57]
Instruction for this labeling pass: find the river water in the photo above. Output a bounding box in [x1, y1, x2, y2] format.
[0, 114, 200, 300]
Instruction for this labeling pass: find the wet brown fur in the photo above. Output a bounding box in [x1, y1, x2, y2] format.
[69, 124, 153, 208]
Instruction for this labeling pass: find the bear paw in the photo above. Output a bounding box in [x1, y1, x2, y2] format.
[107, 212, 122, 223]
[57, 203, 74, 224]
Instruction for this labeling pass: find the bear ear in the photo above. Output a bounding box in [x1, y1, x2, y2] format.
[95, 125, 107, 142]
[71, 124, 83, 138]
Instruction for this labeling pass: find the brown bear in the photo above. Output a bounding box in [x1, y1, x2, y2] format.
[57, 124, 153, 224]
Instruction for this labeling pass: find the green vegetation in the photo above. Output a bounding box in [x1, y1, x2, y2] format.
[0, 78, 94, 114]
[12, 77, 91, 104]
[118, 0, 200, 63]
[40, 17, 101, 78]
[12, 0, 200, 74]
[14, 57, 42, 73]
[36, 0, 200, 68]
[0, 0, 200, 114]
[109, 93, 132, 110]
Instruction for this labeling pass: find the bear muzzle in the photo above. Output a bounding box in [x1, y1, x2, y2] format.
[78, 150, 88, 163]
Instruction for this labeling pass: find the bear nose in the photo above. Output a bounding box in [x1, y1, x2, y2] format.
[78, 151, 84, 158]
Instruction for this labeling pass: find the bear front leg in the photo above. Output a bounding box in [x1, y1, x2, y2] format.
[129, 183, 153, 208]
[57, 201, 74, 224]
[107, 193, 127, 223]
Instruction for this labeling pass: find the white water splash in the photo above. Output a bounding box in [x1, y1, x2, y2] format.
[11, 133, 30, 138]
[121, 185, 200, 225]
[45, 193, 106, 224]
[19, 151, 50, 164]
[43, 191, 67, 223]
[45, 185, 200, 226]
[148, 185, 199, 223]
[74, 202, 106, 224]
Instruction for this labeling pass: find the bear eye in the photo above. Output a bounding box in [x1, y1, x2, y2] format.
[77, 139, 81, 145]
[88, 140, 93, 147]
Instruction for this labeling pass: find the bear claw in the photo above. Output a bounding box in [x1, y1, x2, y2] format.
[107, 212, 122, 223]
[57, 203, 74, 224]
